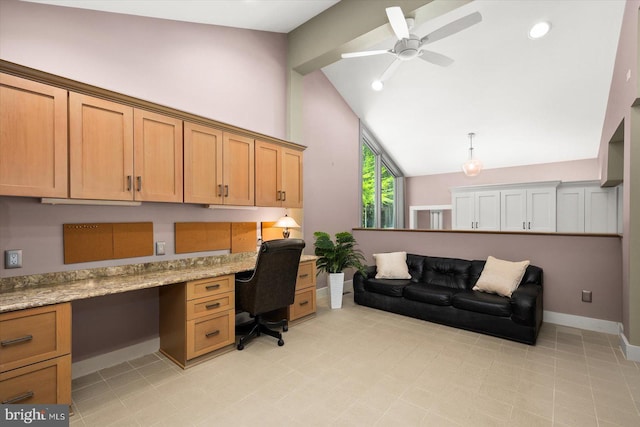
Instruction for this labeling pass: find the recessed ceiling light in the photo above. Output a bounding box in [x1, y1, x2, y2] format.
[371, 80, 384, 91]
[529, 21, 551, 39]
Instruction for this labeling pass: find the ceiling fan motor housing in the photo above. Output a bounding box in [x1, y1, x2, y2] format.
[394, 35, 421, 60]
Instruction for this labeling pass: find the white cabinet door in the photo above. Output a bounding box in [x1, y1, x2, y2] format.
[475, 191, 501, 231]
[585, 187, 617, 233]
[527, 187, 556, 232]
[557, 187, 585, 232]
[500, 189, 527, 231]
[452, 192, 475, 230]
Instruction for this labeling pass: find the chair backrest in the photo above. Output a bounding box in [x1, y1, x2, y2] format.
[238, 238, 306, 315]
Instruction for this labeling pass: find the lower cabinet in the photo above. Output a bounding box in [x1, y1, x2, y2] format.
[159, 275, 235, 368]
[288, 260, 317, 321]
[0, 303, 71, 405]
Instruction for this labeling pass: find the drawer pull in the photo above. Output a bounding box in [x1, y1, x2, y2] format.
[299, 274, 309, 279]
[2, 391, 34, 404]
[205, 302, 221, 310]
[1, 334, 33, 347]
[299, 300, 309, 306]
[205, 330, 220, 338]
[205, 284, 221, 291]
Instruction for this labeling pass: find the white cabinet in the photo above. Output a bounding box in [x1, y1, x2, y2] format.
[501, 186, 557, 232]
[452, 191, 500, 231]
[557, 183, 617, 233]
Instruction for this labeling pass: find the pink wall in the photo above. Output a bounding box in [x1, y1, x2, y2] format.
[353, 229, 622, 322]
[0, 0, 287, 138]
[302, 70, 361, 282]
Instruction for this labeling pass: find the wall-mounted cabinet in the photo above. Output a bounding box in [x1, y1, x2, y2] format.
[0, 73, 68, 198]
[500, 185, 557, 232]
[452, 190, 500, 231]
[557, 182, 618, 233]
[255, 140, 303, 208]
[69, 93, 183, 202]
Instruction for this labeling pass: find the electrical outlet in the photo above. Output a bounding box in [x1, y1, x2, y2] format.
[582, 290, 592, 303]
[5, 250, 22, 269]
[156, 241, 166, 256]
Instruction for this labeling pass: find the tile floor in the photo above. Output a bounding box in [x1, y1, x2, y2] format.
[69, 294, 640, 426]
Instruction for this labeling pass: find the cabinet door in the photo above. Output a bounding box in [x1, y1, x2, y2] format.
[133, 109, 183, 202]
[556, 187, 585, 232]
[222, 133, 254, 206]
[255, 140, 281, 207]
[282, 147, 303, 208]
[500, 190, 527, 231]
[475, 191, 500, 231]
[527, 187, 556, 232]
[184, 122, 223, 204]
[452, 192, 475, 230]
[585, 186, 617, 233]
[0, 74, 68, 198]
[69, 93, 134, 200]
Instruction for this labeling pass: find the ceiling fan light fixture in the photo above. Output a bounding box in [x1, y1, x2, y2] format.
[528, 21, 551, 39]
[462, 132, 483, 177]
[371, 79, 384, 91]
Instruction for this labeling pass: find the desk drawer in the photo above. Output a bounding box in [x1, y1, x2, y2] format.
[186, 311, 234, 360]
[295, 261, 315, 291]
[0, 303, 71, 373]
[186, 292, 234, 320]
[186, 275, 233, 300]
[0, 355, 71, 405]
[289, 288, 316, 321]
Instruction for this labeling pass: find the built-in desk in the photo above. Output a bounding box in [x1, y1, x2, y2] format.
[0, 253, 317, 405]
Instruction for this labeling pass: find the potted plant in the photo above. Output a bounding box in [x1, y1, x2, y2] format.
[313, 231, 366, 309]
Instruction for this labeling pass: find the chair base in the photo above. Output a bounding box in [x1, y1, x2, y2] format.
[236, 313, 288, 350]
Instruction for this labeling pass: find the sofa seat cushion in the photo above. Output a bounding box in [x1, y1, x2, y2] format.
[403, 283, 457, 306]
[451, 291, 512, 317]
[364, 279, 411, 297]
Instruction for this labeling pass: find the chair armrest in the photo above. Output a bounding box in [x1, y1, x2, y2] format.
[353, 265, 377, 292]
[510, 283, 542, 327]
[235, 270, 254, 282]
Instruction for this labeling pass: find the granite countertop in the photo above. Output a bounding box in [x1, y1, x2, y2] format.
[0, 254, 317, 313]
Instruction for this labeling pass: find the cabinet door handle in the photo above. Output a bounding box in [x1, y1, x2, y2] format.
[523, 222, 526, 230]
[205, 284, 220, 291]
[127, 175, 132, 192]
[217, 184, 223, 197]
[136, 176, 142, 192]
[2, 391, 34, 404]
[471, 222, 474, 229]
[224, 185, 229, 197]
[475, 221, 478, 229]
[205, 330, 220, 338]
[282, 191, 286, 201]
[1, 335, 33, 347]
[528, 222, 531, 230]
[276, 190, 281, 201]
[205, 302, 221, 310]
[299, 300, 309, 306]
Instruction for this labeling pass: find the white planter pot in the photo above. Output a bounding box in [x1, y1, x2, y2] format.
[328, 272, 345, 309]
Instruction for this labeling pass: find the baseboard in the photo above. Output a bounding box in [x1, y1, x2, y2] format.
[543, 310, 620, 334]
[619, 325, 640, 362]
[71, 337, 159, 379]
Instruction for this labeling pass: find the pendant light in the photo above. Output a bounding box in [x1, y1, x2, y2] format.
[462, 132, 483, 177]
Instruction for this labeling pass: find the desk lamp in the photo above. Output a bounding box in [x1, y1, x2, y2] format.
[274, 214, 300, 238]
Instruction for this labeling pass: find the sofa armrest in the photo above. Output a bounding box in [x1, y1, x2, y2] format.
[510, 283, 543, 327]
[353, 265, 377, 293]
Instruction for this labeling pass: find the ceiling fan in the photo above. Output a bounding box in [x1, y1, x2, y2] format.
[342, 7, 482, 89]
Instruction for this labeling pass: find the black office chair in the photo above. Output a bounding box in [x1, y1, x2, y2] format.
[235, 238, 305, 350]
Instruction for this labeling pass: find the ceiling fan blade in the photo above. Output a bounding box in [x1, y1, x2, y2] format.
[386, 7, 410, 40]
[379, 59, 402, 82]
[341, 49, 391, 59]
[421, 11, 482, 45]
[419, 50, 454, 67]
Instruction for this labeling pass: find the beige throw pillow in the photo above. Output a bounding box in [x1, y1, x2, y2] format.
[473, 256, 530, 297]
[373, 251, 411, 279]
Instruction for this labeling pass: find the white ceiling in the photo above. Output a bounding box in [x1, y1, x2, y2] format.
[24, 0, 626, 177]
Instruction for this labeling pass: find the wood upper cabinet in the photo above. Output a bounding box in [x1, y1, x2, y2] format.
[70, 92, 183, 202]
[0, 73, 68, 198]
[184, 124, 254, 206]
[255, 140, 303, 208]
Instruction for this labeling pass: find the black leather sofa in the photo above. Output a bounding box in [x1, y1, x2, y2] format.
[353, 254, 543, 344]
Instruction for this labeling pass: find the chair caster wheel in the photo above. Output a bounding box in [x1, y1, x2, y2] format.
[237, 344, 244, 351]
[278, 339, 284, 346]
[283, 325, 288, 332]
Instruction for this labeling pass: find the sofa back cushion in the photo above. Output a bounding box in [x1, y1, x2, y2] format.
[422, 256, 472, 289]
[407, 254, 427, 283]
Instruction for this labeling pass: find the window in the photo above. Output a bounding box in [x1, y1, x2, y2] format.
[360, 126, 404, 228]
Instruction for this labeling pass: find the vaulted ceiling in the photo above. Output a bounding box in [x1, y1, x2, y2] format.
[24, 0, 626, 176]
